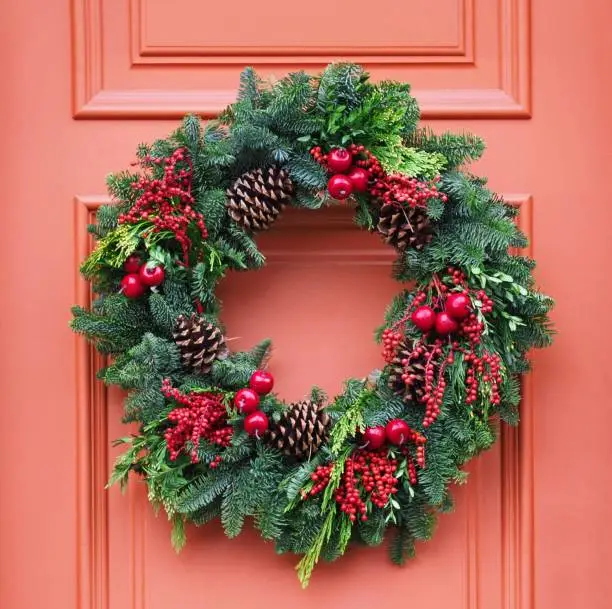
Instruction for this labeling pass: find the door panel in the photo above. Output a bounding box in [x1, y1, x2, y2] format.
[1, 0, 611, 608]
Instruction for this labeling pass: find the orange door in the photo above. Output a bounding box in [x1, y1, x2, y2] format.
[2, 1, 611, 608]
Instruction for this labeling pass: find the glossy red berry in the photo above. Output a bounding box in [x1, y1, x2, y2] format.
[249, 370, 274, 395]
[363, 426, 387, 449]
[445, 292, 471, 320]
[385, 419, 411, 445]
[139, 264, 165, 287]
[346, 167, 370, 192]
[327, 174, 353, 200]
[435, 311, 459, 335]
[327, 147, 353, 173]
[120, 274, 146, 299]
[244, 411, 269, 437]
[123, 254, 142, 274]
[233, 388, 260, 414]
[411, 305, 436, 332]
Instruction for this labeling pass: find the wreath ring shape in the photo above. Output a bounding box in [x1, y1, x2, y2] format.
[71, 63, 554, 587]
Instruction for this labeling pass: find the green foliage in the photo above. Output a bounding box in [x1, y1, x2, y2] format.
[72, 63, 554, 588]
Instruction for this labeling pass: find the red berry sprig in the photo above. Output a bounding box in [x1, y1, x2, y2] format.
[369, 173, 448, 209]
[118, 148, 208, 265]
[382, 328, 403, 363]
[161, 379, 232, 463]
[308, 450, 400, 522]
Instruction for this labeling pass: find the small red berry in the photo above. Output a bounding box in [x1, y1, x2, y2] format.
[346, 167, 370, 192]
[120, 274, 146, 299]
[385, 419, 411, 445]
[327, 174, 353, 200]
[327, 147, 353, 173]
[363, 426, 387, 449]
[249, 370, 274, 395]
[123, 254, 142, 274]
[139, 264, 165, 287]
[244, 411, 269, 437]
[233, 388, 260, 414]
[445, 292, 471, 320]
[411, 305, 436, 332]
[435, 312, 459, 335]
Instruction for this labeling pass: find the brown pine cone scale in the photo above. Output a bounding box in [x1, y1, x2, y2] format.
[226, 167, 294, 232]
[377, 203, 433, 251]
[172, 314, 229, 375]
[266, 400, 330, 460]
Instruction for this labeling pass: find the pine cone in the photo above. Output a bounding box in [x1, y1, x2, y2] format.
[266, 400, 330, 460]
[226, 167, 294, 232]
[377, 203, 433, 251]
[388, 342, 427, 404]
[172, 314, 229, 375]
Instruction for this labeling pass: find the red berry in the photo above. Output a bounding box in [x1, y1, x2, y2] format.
[244, 411, 269, 437]
[233, 388, 260, 414]
[120, 274, 146, 298]
[327, 147, 353, 173]
[139, 264, 165, 287]
[123, 254, 142, 274]
[363, 426, 387, 449]
[445, 292, 471, 320]
[385, 419, 410, 445]
[327, 174, 353, 200]
[411, 305, 436, 332]
[346, 167, 370, 192]
[249, 370, 274, 395]
[435, 312, 459, 335]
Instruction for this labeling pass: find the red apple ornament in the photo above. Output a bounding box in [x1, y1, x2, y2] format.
[327, 147, 353, 173]
[411, 305, 436, 332]
[385, 419, 411, 445]
[445, 292, 471, 320]
[139, 264, 165, 287]
[327, 174, 353, 200]
[233, 388, 260, 414]
[249, 370, 274, 395]
[120, 274, 145, 299]
[435, 311, 459, 335]
[363, 426, 387, 449]
[123, 254, 142, 274]
[244, 411, 269, 437]
[346, 167, 370, 192]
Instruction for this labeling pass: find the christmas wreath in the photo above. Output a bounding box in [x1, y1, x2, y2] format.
[71, 63, 554, 587]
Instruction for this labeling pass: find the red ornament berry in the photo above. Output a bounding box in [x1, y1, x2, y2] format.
[346, 167, 370, 192]
[363, 426, 387, 449]
[249, 370, 274, 395]
[123, 254, 142, 274]
[445, 292, 471, 320]
[327, 174, 354, 200]
[411, 305, 436, 332]
[120, 274, 146, 299]
[435, 311, 459, 335]
[233, 388, 260, 414]
[385, 419, 411, 445]
[244, 411, 269, 437]
[139, 264, 165, 287]
[327, 147, 353, 173]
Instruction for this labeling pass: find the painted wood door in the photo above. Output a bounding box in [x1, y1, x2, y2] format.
[1, 1, 611, 608]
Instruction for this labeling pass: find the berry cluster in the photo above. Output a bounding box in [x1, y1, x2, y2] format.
[233, 370, 274, 437]
[118, 148, 207, 264]
[310, 144, 446, 215]
[161, 379, 232, 463]
[382, 328, 403, 363]
[384, 267, 502, 427]
[308, 450, 400, 522]
[120, 254, 165, 299]
[370, 173, 447, 209]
